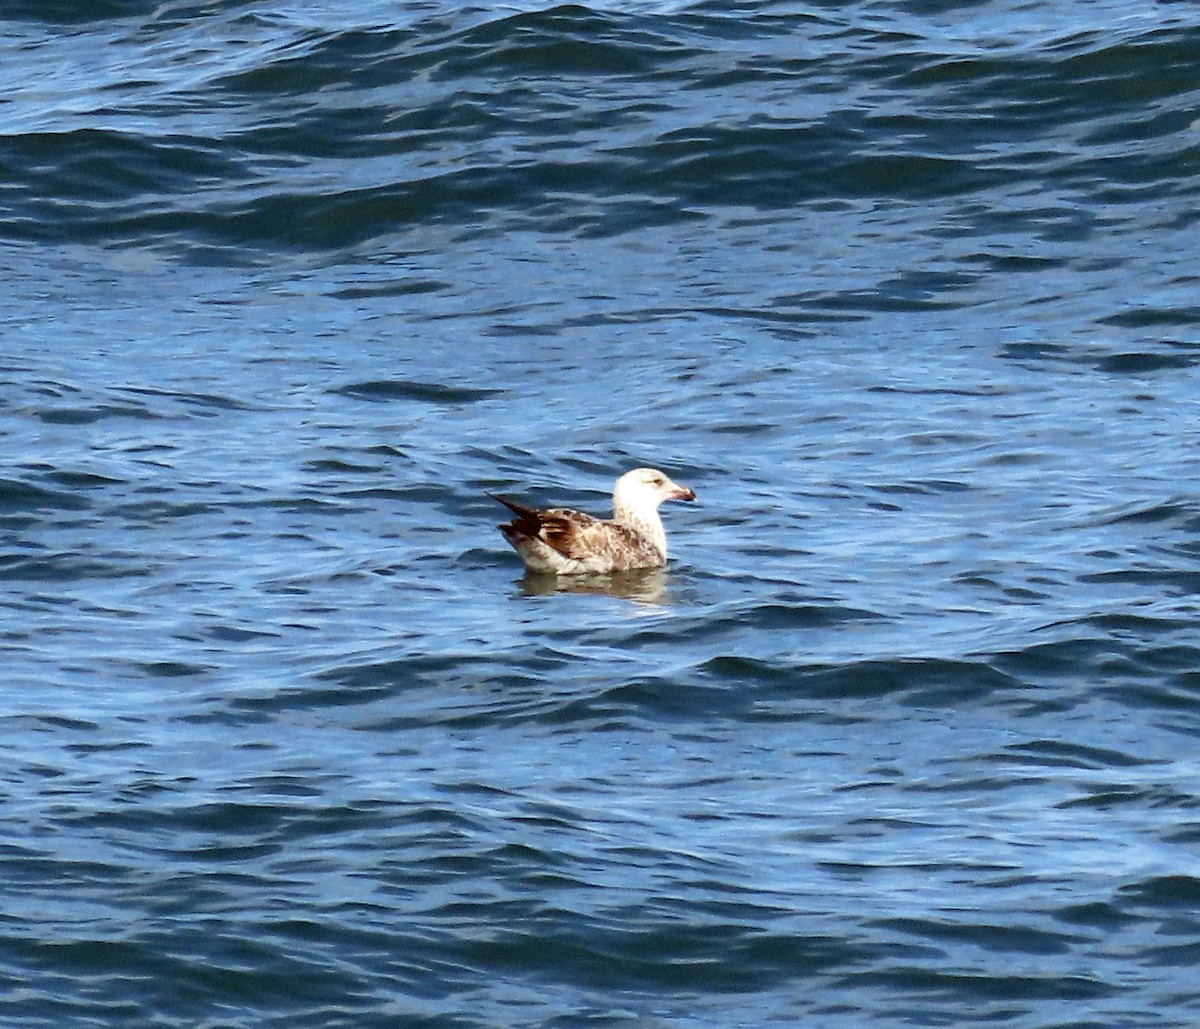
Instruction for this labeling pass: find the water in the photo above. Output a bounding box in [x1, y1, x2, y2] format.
[3, 1, 1200, 1026]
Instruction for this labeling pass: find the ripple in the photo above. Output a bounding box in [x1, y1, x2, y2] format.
[333, 380, 503, 404]
[0, 477, 90, 512]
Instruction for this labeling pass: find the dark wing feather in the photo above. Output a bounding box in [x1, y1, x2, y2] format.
[489, 494, 548, 536]
[489, 495, 600, 558]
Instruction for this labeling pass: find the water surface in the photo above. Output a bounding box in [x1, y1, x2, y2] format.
[2, 1, 1200, 1026]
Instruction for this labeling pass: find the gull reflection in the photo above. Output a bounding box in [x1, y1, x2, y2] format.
[519, 567, 670, 604]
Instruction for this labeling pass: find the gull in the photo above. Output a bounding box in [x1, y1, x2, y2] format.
[492, 467, 696, 574]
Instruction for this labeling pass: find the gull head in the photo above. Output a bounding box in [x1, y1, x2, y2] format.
[613, 467, 696, 517]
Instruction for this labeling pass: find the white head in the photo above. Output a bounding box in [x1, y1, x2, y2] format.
[613, 468, 696, 511]
[612, 468, 696, 555]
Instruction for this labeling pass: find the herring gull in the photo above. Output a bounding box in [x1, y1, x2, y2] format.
[492, 467, 696, 575]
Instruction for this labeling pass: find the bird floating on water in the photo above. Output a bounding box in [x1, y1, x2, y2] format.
[491, 467, 696, 575]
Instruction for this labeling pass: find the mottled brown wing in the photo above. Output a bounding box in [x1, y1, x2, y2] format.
[491, 495, 657, 565]
[531, 508, 610, 560]
[492, 495, 602, 556]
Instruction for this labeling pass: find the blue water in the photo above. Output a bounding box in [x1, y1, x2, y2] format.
[3, 1, 1200, 1026]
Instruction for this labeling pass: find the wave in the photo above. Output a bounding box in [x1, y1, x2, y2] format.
[2, 4, 1197, 258]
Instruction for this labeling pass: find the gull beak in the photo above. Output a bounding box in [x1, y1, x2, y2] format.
[671, 484, 697, 502]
